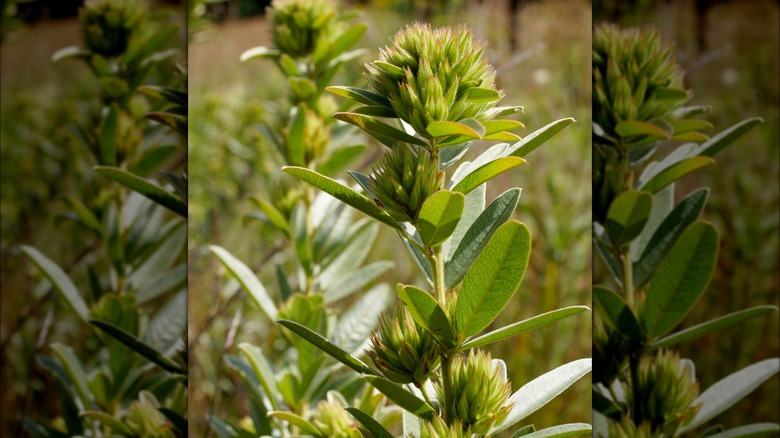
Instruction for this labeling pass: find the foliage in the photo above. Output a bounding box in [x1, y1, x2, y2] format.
[591, 24, 778, 437]
[2, 1, 187, 435]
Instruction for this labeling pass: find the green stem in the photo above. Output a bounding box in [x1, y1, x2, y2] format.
[432, 246, 446, 304]
[621, 250, 634, 307]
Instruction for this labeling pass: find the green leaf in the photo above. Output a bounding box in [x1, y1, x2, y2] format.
[633, 188, 709, 289]
[427, 120, 482, 139]
[512, 425, 537, 437]
[208, 417, 241, 438]
[240, 46, 282, 62]
[238, 343, 281, 411]
[282, 166, 402, 230]
[654, 87, 690, 101]
[517, 423, 592, 438]
[333, 285, 390, 354]
[651, 306, 778, 349]
[483, 119, 525, 134]
[670, 119, 714, 134]
[692, 117, 763, 157]
[592, 390, 623, 420]
[351, 105, 398, 118]
[250, 196, 290, 235]
[62, 196, 101, 236]
[638, 156, 714, 193]
[363, 376, 435, 420]
[334, 112, 426, 147]
[81, 411, 133, 434]
[99, 105, 118, 166]
[672, 131, 709, 142]
[90, 320, 186, 375]
[465, 87, 501, 103]
[318, 221, 379, 290]
[291, 203, 313, 276]
[268, 411, 320, 435]
[276, 319, 374, 375]
[700, 423, 780, 438]
[451, 157, 526, 195]
[144, 291, 187, 353]
[346, 407, 394, 438]
[605, 190, 653, 246]
[615, 120, 670, 139]
[158, 408, 187, 434]
[50, 343, 93, 408]
[137, 85, 186, 106]
[22, 246, 89, 322]
[324, 261, 394, 304]
[593, 286, 642, 344]
[417, 190, 465, 247]
[95, 166, 187, 217]
[484, 131, 522, 142]
[318, 145, 367, 176]
[287, 107, 306, 166]
[454, 221, 531, 337]
[462, 306, 589, 349]
[326, 86, 391, 107]
[398, 284, 455, 347]
[278, 53, 299, 76]
[490, 359, 592, 435]
[644, 221, 719, 337]
[443, 183, 485, 261]
[209, 245, 278, 320]
[313, 23, 366, 66]
[52, 46, 91, 62]
[505, 118, 575, 158]
[681, 359, 780, 434]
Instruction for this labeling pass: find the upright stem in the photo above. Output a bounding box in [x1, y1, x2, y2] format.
[621, 250, 634, 307]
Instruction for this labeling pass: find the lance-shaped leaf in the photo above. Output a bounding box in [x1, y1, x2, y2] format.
[518, 423, 592, 438]
[238, 343, 280, 410]
[90, 320, 186, 375]
[250, 196, 290, 235]
[490, 359, 592, 435]
[670, 119, 714, 134]
[638, 156, 714, 194]
[287, 107, 306, 166]
[680, 358, 780, 434]
[276, 319, 374, 375]
[444, 188, 520, 288]
[593, 286, 642, 344]
[268, 412, 320, 435]
[324, 261, 394, 304]
[451, 157, 526, 195]
[505, 118, 575, 158]
[363, 376, 435, 420]
[398, 284, 455, 347]
[417, 190, 465, 247]
[462, 306, 589, 350]
[95, 166, 187, 217]
[605, 190, 653, 247]
[592, 390, 623, 420]
[691, 117, 763, 157]
[427, 120, 482, 139]
[99, 105, 118, 166]
[158, 408, 187, 434]
[283, 166, 402, 230]
[210, 245, 278, 320]
[454, 221, 531, 338]
[644, 221, 719, 337]
[483, 119, 525, 134]
[22, 246, 89, 323]
[326, 86, 391, 107]
[699, 423, 780, 438]
[334, 112, 425, 146]
[615, 120, 670, 139]
[346, 407, 394, 438]
[466, 87, 501, 103]
[313, 23, 366, 66]
[633, 188, 708, 289]
[81, 411, 134, 435]
[63, 196, 102, 236]
[50, 343, 93, 409]
[651, 306, 778, 350]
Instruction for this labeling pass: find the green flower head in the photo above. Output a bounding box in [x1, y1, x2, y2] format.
[311, 392, 361, 438]
[419, 416, 471, 438]
[592, 24, 689, 143]
[369, 144, 443, 223]
[80, 0, 145, 57]
[365, 23, 502, 139]
[437, 350, 512, 434]
[268, 0, 336, 57]
[366, 306, 441, 386]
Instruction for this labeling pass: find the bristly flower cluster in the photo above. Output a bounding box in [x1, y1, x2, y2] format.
[365, 23, 502, 139]
[80, 0, 145, 57]
[268, 0, 336, 58]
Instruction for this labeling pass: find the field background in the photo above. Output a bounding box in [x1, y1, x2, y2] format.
[188, 0, 592, 435]
[594, 0, 780, 429]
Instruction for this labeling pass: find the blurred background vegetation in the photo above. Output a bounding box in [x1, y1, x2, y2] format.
[188, 0, 592, 435]
[1, 0, 186, 434]
[593, 0, 780, 429]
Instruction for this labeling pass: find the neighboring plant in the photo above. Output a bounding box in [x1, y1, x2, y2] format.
[591, 24, 779, 437]
[204, 0, 401, 435]
[16, 1, 187, 435]
[277, 23, 592, 437]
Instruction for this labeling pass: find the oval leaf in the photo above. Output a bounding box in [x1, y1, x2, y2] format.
[454, 220, 531, 337]
[466, 87, 501, 103]
[417, 190, 465, 247]
[593, 286, 642, 344]
[398, 284, 455, 347]
[644, 221, 719, 337]
[451, 157, 526, 195]
[427, 120, 482, 139]
[505, 118, 575, 158]
[615, 120, 670, 139]
[639, 156, 715, 194]
[334, 112, 426, 146]
[605, 190, 653, 247]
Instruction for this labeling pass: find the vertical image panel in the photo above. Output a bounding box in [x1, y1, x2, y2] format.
[188, 0, 591, 436]
[1, 0, 188, 435]
[592, 1, 779, 436]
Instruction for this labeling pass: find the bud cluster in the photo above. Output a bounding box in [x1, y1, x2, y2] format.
[592, 24, 688, 142]
[369, 145, 443, 223]
[311, 392, 361, 438]
[366, 306, 441, 386]
[419, 416, 471, 438]
[365, 23, 502, 139]
[268, 0, 336, 58]
[436, 351, 512, 434]
[80, 0, 145, 58]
